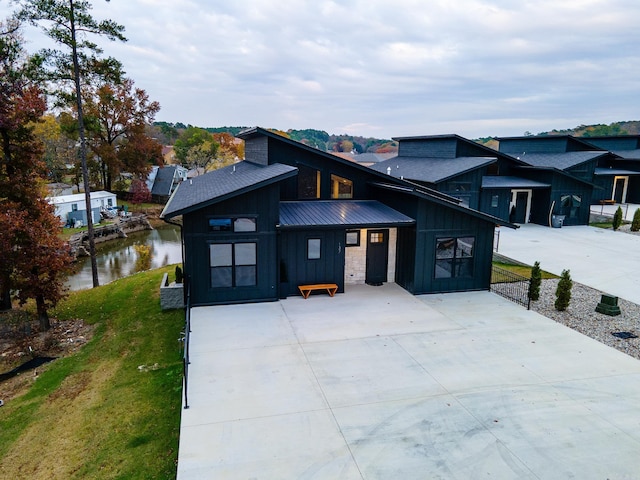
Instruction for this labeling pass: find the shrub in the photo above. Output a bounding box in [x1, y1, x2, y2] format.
[554, 269, 572, 311]
[631, 208, 640, 232]
[528, 261, 542, 301]
[175, 266, 183, 284]
[612, 206, 623, 231]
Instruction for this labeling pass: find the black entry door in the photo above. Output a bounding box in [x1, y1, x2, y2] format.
[514, 192, 528, 223]
[614, 178, 626, 203]
[366, 229, 388, 286]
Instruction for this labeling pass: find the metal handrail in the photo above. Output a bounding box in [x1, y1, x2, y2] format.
[181, 279, 191, 409]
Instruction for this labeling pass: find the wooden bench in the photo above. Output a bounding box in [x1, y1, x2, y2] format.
[599, 199, 616, 205]
[298, 283, 338, 299]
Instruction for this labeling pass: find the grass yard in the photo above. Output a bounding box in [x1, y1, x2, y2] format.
[0, 266, 184, 479]
[492, 261, 558, 279]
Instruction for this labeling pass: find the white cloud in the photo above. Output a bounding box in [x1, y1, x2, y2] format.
[1, 0, 640, 138]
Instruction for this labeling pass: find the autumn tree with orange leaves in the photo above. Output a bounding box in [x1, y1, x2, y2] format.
[0, 19, 72, 328]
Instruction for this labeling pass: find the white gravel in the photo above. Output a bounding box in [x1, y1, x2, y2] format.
[530, 278, 640, 360]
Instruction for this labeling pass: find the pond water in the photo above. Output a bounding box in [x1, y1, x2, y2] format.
[66, 224, 183, 291]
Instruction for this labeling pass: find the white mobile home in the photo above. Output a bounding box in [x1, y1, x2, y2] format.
[48, 190, 117, 226]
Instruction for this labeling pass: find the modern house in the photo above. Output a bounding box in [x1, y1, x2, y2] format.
[48, 190, 117, 226]
[369, 133, 627, 227]
[161, 127, 515, 307]
[580, 135, 640, 204]
[496, 135, 622, 225]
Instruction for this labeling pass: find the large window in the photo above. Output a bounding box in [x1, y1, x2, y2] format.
[210, 242, 257, 288]
[298, 164, 321, 199]
[560, 194, 581, 219]
[331, 174, 353, 199]
[435, 236, 475, 279]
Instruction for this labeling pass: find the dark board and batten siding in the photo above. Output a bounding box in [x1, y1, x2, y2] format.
[183, 183, 280, 306]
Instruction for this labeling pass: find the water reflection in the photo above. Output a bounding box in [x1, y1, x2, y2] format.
[66, 224, 182, 291]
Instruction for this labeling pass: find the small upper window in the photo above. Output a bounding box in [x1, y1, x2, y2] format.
[71, 203, 78, 212]
[208, 217, 256, 232]
[331, 174, 353, 199]
[346, 230, 360, 247]
[491, 195, 499, 208]
[209, 218, 232, 231]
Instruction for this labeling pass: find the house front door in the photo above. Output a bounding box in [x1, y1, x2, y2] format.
[613, 177, 628, 203]
[366, 229, 388, 286]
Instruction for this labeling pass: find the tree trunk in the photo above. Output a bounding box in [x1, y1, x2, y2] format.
[70, 0, 99, 288]
[0, 283, 11, 311]
[36, 294, 51, 331]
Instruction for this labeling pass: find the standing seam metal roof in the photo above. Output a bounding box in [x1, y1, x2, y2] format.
[279, 200, 415, 228]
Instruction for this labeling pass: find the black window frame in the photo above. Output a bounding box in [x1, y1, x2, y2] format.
[209, 241, 258, 288]
[434, 236, 475, 279]
[345, 230, 360, 247]
[207, 216, 257, 233]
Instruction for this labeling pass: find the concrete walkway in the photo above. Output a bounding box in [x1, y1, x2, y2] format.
[177, 284, 640, 479]
[496, 223, 640, 304]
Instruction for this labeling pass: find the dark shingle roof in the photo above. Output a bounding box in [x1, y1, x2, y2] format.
[611, 149, 640, 160]
[151, 166, 177, 196]
[279, 200, 415, 228]
[514, 151, 604, 170]
[161, 161, 297, 219]
[481, 176, 550, 189]
[369, 156, 496, 184]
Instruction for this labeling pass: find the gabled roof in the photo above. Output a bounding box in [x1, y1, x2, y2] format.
[496, 134, 606, 153]
[370, 156, 496, 184]
[369, 182, 519, 229]
[238, 127, 518, 228]
[161, 161, 297, 219]
[481, 176, 550, 189]
[279, 200, 415, 229]
[513, 151, 606, 170]
[611, 149, 640, 160]
[151, 165, 179, 196]
[238, 127, 462, 203]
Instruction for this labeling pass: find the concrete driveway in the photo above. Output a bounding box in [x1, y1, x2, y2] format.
[497, 223, 640, 304]
[177, 284, 640, 479]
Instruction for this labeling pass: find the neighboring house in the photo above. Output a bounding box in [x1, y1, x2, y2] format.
[147, 165, 188, 203]
[161, 127, 514, 307]
[369, 134, 547, 225]
[580, 135, 640, 204]
[496, 135, 621, 226]
[332, 151, 396, 166]
[48, 190, 117, 226]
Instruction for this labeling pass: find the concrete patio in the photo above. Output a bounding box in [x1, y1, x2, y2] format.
[177, 284, 640, 479]
[496, 222, 640, 304]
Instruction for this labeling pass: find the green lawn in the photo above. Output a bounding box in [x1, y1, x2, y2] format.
[0, 266, 184, 479]
[492, 261, 558, 279]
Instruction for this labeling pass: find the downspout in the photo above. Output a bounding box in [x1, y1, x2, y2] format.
[548, 200, 555, 228]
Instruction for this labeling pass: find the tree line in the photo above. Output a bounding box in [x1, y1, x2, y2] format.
[0, 1, 171, 329]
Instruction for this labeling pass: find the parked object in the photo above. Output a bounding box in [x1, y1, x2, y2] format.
[596, 294, 622, 316]
[551, 215, 565, 228]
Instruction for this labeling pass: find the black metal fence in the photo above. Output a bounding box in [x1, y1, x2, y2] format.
[181, 281, 192, 409]
[490, 265, 531, 309]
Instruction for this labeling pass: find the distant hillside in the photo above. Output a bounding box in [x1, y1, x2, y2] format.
[475, 121, 640, 148]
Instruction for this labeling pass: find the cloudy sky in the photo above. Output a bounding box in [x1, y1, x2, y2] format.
[3, 0, 640, 139]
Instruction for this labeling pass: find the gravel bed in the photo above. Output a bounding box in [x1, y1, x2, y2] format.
[530, 279, 640, 360]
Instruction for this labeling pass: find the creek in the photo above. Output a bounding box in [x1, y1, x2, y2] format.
[66, 224, 182, 291]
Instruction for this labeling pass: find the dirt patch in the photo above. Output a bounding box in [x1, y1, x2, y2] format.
[0, 313, 94, 403]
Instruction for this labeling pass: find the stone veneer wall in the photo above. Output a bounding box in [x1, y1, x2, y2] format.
[160, 272, 185, 310]
[345, 228, 397, 285]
